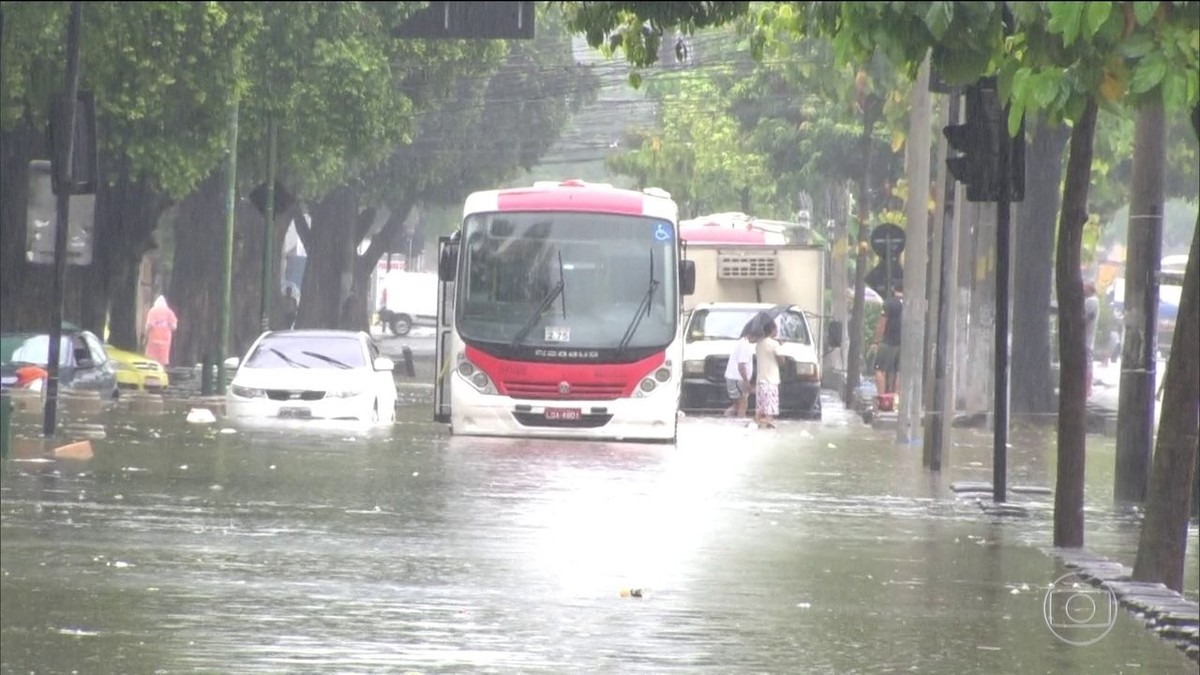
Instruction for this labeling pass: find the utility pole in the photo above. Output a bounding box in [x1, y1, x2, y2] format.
[1115, 102, 1165, 503]
[216, 48, 240, 396]
[898, 53, 931, 443]
[925, 92, 957, 470]
[993, 94, 1013, 504]
[42, 0, 83, 439]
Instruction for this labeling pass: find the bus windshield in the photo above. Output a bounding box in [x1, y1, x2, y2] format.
[458, 211, 679, 352]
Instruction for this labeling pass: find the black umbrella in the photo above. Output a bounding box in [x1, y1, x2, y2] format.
[742, 304, 791, 340]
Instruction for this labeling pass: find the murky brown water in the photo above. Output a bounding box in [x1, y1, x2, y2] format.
[2, 390, 1196, 673]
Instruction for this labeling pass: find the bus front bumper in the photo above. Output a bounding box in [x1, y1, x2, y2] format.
[450, 380, 678, 443]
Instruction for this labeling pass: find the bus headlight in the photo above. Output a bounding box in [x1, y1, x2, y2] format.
[683, 360, 704, 376]
[457, 353, 497, 394]
[635, 377, 657, 397]
[654, 367, 671, 383]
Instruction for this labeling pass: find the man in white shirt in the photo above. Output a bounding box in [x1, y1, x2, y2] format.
[723, 325, 757, 418]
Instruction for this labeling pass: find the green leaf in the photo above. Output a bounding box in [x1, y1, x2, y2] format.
[1033, 71, 1061, 109]
[1083, 2, 1112, 38]
[923, 2, 953, 40]
[1049, 2, 1086, 46]
[1118, 32, 1156, 59]
[1160, 70, 1185, 110]
[1129, 52, 1167, 94]
[1133, 1, 1158, 26]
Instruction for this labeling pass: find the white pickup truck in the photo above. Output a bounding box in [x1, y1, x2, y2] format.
[677, 214, 831, 420]
[681, 302, 824, 419]
[377, 271, 439, 336]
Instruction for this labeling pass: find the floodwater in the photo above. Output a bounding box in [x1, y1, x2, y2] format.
[2, 388, 1196, 674]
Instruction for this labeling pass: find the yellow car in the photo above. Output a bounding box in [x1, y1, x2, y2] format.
[105, 345, 170, 394]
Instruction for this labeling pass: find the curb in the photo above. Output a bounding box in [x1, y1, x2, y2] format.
[1048, 548, 1199, 661]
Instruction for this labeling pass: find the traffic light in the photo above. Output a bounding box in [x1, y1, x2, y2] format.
[943, 80, 1025, 203]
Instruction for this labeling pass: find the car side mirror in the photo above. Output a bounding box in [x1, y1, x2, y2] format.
[825, 320, 843, 350]
[438, 243, 458, 282]
[224, 356, 240, 370]
[373, 357, 395, 372]
[680, 259, 696, 296]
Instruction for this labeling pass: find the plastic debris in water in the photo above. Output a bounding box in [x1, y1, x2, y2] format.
[186, 408, 216, 424]
[619, 588, 644, 598]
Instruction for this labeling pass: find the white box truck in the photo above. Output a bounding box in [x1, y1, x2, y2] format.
[678, 215, 832, 419]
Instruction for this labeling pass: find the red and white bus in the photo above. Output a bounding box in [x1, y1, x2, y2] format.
[433, 180, 695, 442]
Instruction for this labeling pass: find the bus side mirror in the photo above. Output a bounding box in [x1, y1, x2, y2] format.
[438, 243, 458, 282]
[680, 260, 696, 296]
[825, 320, 843, 350]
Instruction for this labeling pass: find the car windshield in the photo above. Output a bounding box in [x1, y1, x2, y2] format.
[1, 335, 73, 367]
[457, 211, 679, 351]
[243, 335, 367, 369]
[686, 309, 812, 345]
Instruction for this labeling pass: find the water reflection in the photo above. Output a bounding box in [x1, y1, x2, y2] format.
[1, 405, 1195, 673]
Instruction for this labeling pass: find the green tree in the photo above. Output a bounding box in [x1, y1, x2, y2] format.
[566, 2, 1199, 563]
[0, 2, 258, 344]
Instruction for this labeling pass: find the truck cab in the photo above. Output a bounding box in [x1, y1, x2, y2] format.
[680, 302, 822, 419]
[677, 213, 829, 419]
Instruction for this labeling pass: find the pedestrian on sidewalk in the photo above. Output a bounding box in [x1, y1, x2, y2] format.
[873, 282, 903, 401]
[281, 285, 298, 329]
[143, 295, 179, 366]
[1084, 281, 1099, 399]
[754, 321, 783, 429]
[723, 324, 757, 418]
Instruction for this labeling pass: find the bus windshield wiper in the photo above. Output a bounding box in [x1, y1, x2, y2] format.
[510, 251, 567, 348]
[618, 250, 658, 353]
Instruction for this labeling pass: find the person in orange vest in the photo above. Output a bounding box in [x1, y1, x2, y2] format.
[143, 295, 179, 366]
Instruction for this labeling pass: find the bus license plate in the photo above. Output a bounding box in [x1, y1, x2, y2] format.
[545, 408, 581, 421]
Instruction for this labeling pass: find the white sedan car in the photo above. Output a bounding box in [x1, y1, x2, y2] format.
[225, 330, 397, 424]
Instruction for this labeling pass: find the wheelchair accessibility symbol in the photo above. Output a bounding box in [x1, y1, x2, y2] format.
[654, 223, 673, 242]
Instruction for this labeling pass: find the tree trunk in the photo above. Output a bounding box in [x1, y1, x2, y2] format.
[1012, 117, 1069, 417]
[898, 54, 931, 443]
[1132, 202, 1199, 592]
[229, 196, 269, 359]
[1116, 102, 1166, 503]
[299, 186, 357, 329]
[86, 159, 170, 350]
[1053, 98, 1099, 549]
[349, 199, 415, 333]
[169, 171, 225, 368]
[843, 94, 881, 405]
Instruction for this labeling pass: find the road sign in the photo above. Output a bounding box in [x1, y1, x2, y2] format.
[392, 1, 535, 40]
[869, 223, 906, 258]
[25, 160, 94, 266]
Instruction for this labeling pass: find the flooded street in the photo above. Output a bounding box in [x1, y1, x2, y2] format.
[2, 388, 1197, 674]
